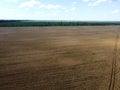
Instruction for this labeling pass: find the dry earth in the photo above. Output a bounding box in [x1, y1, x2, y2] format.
[0, 26, 120, 90]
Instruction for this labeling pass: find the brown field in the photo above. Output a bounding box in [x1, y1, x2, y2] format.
[0, 26, 120, 90]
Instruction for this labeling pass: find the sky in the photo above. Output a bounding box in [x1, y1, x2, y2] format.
[0, 0, 120, 21]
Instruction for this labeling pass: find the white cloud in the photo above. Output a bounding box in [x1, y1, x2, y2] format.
[83, 0, 113, 6]
[19, 0, 62, 9]
[71, 1, 77, 10]
[90, 0, 111, 6]
[71, 7, 76, 11]
[112, 9, 120, 14]
[39, 4, 61, 9]
[72, 1, 77, 4]
[19, 0, 40, 8]
[7, 0, 19, 3]
[0, 7, 17, 18]
[83, 0, 90, 2]
[11, 0, 19, 2]
[0, 7, 15, 12]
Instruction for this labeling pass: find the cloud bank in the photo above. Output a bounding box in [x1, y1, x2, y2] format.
[83, 0, 113, 6]
[19, 0, 62, 9]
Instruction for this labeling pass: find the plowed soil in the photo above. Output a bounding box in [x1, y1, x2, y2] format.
[0, 26, 120, 90]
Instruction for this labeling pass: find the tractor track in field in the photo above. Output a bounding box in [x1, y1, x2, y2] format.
[108, 30, 119, 90]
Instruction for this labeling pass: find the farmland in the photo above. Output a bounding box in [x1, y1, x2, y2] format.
[0, 26, 120, 90]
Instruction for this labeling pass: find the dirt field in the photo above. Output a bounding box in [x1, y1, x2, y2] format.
[0, 26, 120, 90]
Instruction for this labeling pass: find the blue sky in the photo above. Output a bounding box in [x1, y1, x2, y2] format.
[0, 0, 120, 21]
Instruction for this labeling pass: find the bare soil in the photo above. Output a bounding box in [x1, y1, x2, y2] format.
[0, 26, 120, 90]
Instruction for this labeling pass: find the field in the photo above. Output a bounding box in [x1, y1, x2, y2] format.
[0, 26, 120, 90]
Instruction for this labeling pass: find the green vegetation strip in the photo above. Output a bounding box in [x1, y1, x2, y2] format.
[0, 20, 120, 27]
